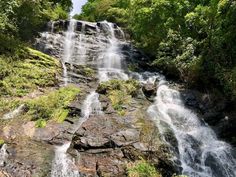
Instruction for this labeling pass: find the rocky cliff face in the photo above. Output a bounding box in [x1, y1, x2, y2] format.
[35, 20, 151, 72]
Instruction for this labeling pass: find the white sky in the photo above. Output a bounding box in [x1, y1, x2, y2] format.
[71, 0, 88, 16]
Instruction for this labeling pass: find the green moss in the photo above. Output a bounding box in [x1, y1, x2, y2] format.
[0, 139, 5, 146]
[0, 47, 60, 97]
[127, 159, 161, 177]
[25, 86, 80, 123]
[35, 119, 47, 128]
[0, 98, 21, 116]
[97, 79, 140, 115]
[97, 79, 140, 96]
[83, 67, 95, 77]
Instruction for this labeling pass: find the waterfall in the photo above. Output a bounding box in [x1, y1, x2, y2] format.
[51, 143, 80, 177]
[147, 76, 236, 177]
[2, 104, 25, 120]
[63, 20, 76, 63]
[98, 21, 128, 82]
[51, 91, 102, 177]
[62, 20, 76, 85]
[81, 91, 103, 119]
[77, 23, 86, 65]
[37, 20, 236, 177]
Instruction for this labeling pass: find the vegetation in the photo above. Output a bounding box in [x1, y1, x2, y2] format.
[78, 0, 236, 100]
[127, 159, 162, 177]
[97, 79, 140, 115]
[0, 0, 72, 52]
[25, 86, 80, 124]
[0, 139, 5, 146]
[0, 48, 60, 97]
[0, 47, 80, 126]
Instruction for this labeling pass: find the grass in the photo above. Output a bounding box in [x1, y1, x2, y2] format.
[0, 47, 61, 97]
[97, 79, 140, 116]
[127, 159, 161, 177]
[0, 139, 5, 146]
[0, 98, 21, 116]
[35, 119, 47, 128]
[24, 86, 80, 124]
[0, 47, 80, 126]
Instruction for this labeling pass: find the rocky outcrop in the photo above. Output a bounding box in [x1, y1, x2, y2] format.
[69, 93, 177, 177]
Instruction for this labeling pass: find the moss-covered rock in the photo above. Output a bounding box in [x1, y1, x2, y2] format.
[97, 79, 140, 115]
[24, 85, 80, 124]
[0, 47, 61, 97]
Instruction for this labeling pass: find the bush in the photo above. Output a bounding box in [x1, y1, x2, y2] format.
[97, 79, 140, 96]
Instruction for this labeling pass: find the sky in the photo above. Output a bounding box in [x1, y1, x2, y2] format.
[71, 0, 88, 16]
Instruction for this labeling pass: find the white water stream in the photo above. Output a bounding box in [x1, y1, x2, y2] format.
[147, 75, 236, 177]
[0, 144, 8, 167]
[98, 21, 128, 82]
[51, 143, 79, 177]
[51, 91, 102, 177]
[62, 19, 77, 85]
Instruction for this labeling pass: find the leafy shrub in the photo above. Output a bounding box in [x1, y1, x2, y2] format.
[109, 90, 131, 111]
[97, 79, 140, 96]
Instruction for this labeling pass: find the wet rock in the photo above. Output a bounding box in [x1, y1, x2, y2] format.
[1, 140, 54, 177]
[142, 83, 157, 100]
[111, 129, 140, 146]
[179, 88, 236, 145]
[69, 100, 176, 177]
[98, 95, 110, 112]
[35, 20, 152, 72]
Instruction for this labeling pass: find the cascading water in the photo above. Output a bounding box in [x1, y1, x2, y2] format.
[51, 143, 80, 177]
[76, 23, 87, 65]
[2, 104, 25, 120]
[81, 91, 103, 119]
[37, 20, 236, 177]
[0, 144, 7, 167]
[51, 91, 102, 177]
[147, 76, 236, 177]
[62, 19, 77, 85]
[98, 21, 128, 82]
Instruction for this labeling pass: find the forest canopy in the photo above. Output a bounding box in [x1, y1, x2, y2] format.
[0, 0, 72, 52]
